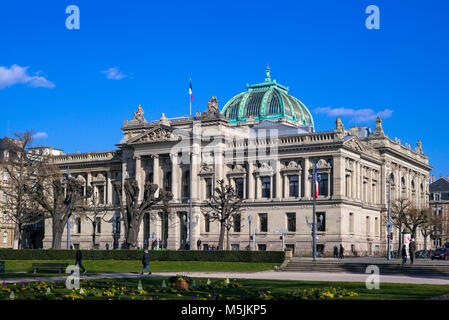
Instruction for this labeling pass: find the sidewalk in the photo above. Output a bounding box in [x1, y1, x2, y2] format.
[2, 270, 449, 285]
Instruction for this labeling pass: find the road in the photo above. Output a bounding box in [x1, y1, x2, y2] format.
[2, 270, 449, 285]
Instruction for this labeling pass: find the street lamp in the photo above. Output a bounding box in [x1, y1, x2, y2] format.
[307, 160, 318, 261]
[387, 173, 392, 260]
[248, 215, 252, 250]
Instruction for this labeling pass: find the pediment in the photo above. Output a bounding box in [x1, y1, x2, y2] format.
[343, 136, 365, 153]
[125, 126, 178, 144]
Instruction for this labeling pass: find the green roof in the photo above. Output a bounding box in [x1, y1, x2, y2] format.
[221, 66, 314, 126]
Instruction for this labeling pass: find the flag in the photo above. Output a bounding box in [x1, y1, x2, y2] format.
[314, 161, 318, 200]
[189, 79, 193, 100]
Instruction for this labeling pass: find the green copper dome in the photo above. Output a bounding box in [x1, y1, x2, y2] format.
[221, 66, 314, 126]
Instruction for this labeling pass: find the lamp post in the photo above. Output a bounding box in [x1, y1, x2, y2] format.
[308, 160, 318, 261]
[248, 215, 252, 250]
[387, 173, 392, 260]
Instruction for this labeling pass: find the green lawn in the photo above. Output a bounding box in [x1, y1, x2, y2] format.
[1, 260, 278, 276]
[1, 277, 448, 300]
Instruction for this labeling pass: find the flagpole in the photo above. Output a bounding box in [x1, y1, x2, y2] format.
[312, 160, 317, 261]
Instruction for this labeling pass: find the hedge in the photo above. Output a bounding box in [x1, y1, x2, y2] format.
[0, 249, 285, 263]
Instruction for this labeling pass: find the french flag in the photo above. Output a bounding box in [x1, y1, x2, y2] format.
[189, 79, 193, 100]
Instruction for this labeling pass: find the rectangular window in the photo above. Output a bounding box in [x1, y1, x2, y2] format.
[318, 174, 328, 196]
[287, 212, 296, 232]
[257, 244, 267, 251]
[96, 217, 102, 233]
[205, 178, 213, 199]
[289, 176, 299, 197]
[77, 218, 82, 234]
[205, 214, 210, 233]
[233, 214, 241, 232]
[317, 212, 326, 232]
[261, 177, 271, 198]
[259, 213, 268, 232]
[231, 244, 240, 250]
[235, 178, 244, 198]
[97, 185, 105, 204]
[3, 172, 8, 183]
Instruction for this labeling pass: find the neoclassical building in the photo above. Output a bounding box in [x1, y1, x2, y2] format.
[42, 68, 432, 255]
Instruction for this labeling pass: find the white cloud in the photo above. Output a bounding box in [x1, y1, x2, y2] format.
[32, 132, 48, 140]
[313, 106, 393, 123]
[101, 67, 127, 80]
[0, 64, 55, 89]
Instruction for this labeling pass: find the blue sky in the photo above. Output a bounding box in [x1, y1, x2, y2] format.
[0, 0, 448, 177]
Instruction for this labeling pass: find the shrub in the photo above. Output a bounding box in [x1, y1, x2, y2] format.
[0, 249, 285, 263]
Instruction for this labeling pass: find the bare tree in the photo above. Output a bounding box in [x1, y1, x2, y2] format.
[420, 208, 441, 251]
[391, 198, 412, 253]
[112, 178, 173, 249]
[76, 191, 109, 249]
[30, 163, 92, 249]
[0, 132, 44, 249]
[201, 179, 243, 250]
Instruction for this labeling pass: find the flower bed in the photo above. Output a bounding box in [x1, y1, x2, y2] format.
[0, 279, 357, 301]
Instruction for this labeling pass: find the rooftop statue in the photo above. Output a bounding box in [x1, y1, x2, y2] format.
[129, 105, 148, 124]
[201, 96, 225, 120]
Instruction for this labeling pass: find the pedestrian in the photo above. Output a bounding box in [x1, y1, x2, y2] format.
[333, 245, 338, 259]
[409, 239, 416, 264]
[141, 249, 152, 275]
[75, 248, 87, 274]
[105, 243, 110, 250]
[197, 239, 202, 250]
[185, 241, 190, 250]
[339, 244, 345, 259]
[401, 245, 407, 265]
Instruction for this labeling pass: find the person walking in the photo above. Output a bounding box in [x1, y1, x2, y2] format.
[197, 239, 202, 250]
[409, 239, 416, 264]
[401, 245, 407, 265]
[141, 249, 152, 275]
[333, 245, 339, 259]
[339, 244, 345, 259]
[75, 248, 87, 274]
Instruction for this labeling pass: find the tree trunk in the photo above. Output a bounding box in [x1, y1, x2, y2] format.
[218, 221, 225, 250]
[92, 221, 97, 250]
[226, 228, 230, 251]
[126, 219, 141, 250]
[424, 236, 428, 251]
[52, 221, 64, 249]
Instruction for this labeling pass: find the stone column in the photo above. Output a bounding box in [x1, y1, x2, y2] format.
[191, 151, 199, 202]
[152, 154, 160, 197]
[106, 171, 112, 204]
[333, 155, 345, 199]
[283, 174, 288, 198]
[256, 176, 262, 199]
[297, 173, 301, 199]
[352, 164, 357, 201]
[303, 158, 310, 199]
[275, 160, 282, 199]
[87, 172, 92, 205]
[247, 162, 254, 200]
[170, 154, 179, 201]
[135, 156, 143, 201]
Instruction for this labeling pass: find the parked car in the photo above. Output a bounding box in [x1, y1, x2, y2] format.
[431, 248, 449, 260]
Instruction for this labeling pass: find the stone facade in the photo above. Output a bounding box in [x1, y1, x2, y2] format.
[42, 101, 432, 256]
